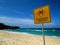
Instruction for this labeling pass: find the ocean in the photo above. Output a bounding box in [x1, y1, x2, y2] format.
[5, 28, 60, 37]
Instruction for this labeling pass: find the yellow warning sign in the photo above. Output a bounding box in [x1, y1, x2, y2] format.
[34, 5, 51, 24]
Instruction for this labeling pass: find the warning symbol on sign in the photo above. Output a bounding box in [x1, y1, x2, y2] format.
[33, 5, 51, 24]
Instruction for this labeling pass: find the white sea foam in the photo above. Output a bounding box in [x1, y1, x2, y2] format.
[52, 29, 55, 31]
[0, 30, 60, 38]
[44, 30, 48, 31]
[47, 36, 60, 38]
[35, 30, 42, 31]
[0, 30, 37, 36]
[4, 31, 29, 35]
[35, 30, 48, 31]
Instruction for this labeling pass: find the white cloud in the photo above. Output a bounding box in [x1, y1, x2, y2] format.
[0, 16, 55, 28]
[0, 16, 34, 24]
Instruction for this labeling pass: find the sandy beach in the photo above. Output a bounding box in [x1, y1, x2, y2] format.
[0, 30, 60, 45]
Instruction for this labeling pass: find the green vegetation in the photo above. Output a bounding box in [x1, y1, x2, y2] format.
[0, 23, 20, 30]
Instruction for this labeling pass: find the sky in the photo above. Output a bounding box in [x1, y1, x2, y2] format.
[0, 0, 60, 28]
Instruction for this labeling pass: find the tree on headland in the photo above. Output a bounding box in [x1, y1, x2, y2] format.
[0, 23, 20, 30]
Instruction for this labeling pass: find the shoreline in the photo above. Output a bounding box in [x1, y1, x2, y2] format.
[0, 30, 60, 45]
[0, 30, 60, 38]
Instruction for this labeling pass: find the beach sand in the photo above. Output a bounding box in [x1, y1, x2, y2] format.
[0, 30, 60, 45]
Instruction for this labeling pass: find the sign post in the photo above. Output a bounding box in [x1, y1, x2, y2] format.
[33, 5, 51, 45]
[42, 23, 45, 45]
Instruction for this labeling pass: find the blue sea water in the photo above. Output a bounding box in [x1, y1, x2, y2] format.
[5, 29, 60, 37]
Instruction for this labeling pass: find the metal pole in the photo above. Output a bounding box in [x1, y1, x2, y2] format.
[42, 23, 45, 45]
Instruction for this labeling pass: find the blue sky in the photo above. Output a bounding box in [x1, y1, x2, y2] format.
[0, 0, 60, 28]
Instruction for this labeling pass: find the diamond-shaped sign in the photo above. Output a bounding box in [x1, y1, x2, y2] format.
[34, 5, 51, 24]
